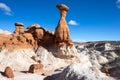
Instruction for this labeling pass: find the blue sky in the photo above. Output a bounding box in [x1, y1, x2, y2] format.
[0, 0, 120, 41]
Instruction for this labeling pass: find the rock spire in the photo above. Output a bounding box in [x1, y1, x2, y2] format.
[55, 4, 73, 47]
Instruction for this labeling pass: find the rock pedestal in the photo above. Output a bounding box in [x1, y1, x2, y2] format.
[53, 4, 75, 59]
[55, 4, 73, 47]
[14, 22, 24, 35]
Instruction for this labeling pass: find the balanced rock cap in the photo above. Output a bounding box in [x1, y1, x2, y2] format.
[56, 4, 69, 11]
[15, 22, 24, 26]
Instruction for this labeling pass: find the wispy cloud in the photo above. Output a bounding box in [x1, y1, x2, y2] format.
[116, 0, 120, 9]
[0, 3, 12, 16]
[68, 20, 78, 26]
[117, 0, 120, 2]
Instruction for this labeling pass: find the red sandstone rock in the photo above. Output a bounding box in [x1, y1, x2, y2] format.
[26, 24, 45, 46]
[4, 66, 14, 78]
[16, 35, 26, 43]
[22, 33, 35, 46]
[34, 28, 44, 41]
[0, 4, 74, 51]
[26, 24, 40, 33]
[28, 63, 44, 73]
[55, 4, 73, 46]
[14, 22, 24, 34]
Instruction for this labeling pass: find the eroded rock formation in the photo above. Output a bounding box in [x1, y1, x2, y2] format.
[25, 24, 55, 48]
[14, 22, 24, 35]
[55, 4, 73, 47]
[0, 4, 75, 59]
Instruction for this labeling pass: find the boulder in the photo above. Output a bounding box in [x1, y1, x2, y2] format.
[4, 66, 14, 78]
[28, 63, 44, 73]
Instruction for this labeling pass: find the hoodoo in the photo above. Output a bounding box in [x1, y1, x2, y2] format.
[55, 4, 73, 47]
[14, 22, 24, 34]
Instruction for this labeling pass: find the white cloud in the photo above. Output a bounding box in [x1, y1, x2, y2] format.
[68, 20, 78, 26]
[0, 3, 12, 16]
[117, 0, 120, 9]
[117, 0, 120, 2]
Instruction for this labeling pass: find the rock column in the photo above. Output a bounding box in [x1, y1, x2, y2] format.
[55, 4, 73, 47]
[53, 4, 76, 59]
